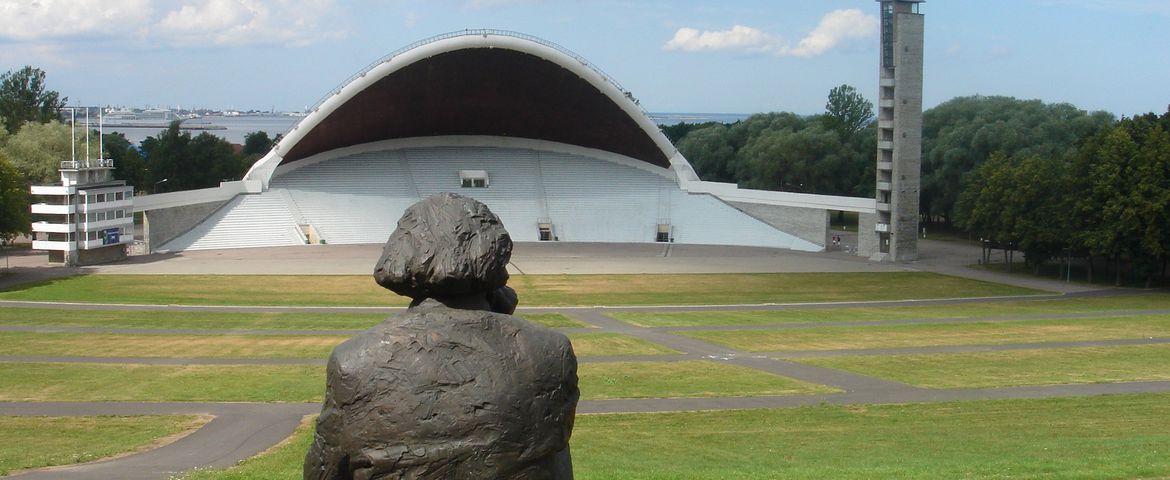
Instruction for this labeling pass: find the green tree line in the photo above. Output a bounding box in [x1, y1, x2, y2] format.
[955, 112, 1170, 286]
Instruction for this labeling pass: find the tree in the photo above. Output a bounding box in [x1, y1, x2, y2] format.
[0, 152, 30, 243]
[243, 131, 276, 157]
[823, 84, 874, 137]
[675, 123, 738, 183]
[106, 132, 148, 192]
[0, 66, 66, 134]
[0, 121, 96, 185]
[140, 122, 247, 193]
[921, 96, 1113, 225]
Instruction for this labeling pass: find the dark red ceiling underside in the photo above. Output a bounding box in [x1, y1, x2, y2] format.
[281, 48, 669, 168]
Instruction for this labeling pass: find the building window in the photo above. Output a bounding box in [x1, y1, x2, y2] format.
[115, 192, 124, 201]
[538, 223, 554, 241]
[459, 170, 489, 188]
[656, 224, 672, 243]
[115, 209, 125, 219]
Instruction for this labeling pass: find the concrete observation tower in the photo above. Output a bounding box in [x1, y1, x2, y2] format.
[863, 0, 924, 262]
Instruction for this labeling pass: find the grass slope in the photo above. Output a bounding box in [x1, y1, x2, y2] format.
[0, 415, 206, 476]
[795, 344, 1170, 388]
[567, 333, 679, 357]
[0, 363, 324, 402]
[578, 361, 836, 400]
[0, 272, 1042, 306]
[681, 315, 1170, 352]
[611, 293, 1170, 327]
[171, 394, 1170, 480]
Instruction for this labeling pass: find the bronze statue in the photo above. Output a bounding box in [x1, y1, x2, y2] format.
[306, 192, 578, 480]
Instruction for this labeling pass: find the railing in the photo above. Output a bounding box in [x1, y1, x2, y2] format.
[60, 159, 114, 170]
[294, 29, 647, 134]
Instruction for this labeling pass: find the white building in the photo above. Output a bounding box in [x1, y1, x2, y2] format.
[30, 158, 134, 265]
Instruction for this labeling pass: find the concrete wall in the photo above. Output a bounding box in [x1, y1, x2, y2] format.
[728, 202, 828, 250]
[76, 244, 128, 266]
[144, 200, 230, 252]
[857, 211, 879, 258]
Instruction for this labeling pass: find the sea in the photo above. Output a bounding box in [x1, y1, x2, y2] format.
[107, 112, 752, 146]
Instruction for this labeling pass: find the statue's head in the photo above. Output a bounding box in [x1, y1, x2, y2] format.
[374, 192, 512, 301]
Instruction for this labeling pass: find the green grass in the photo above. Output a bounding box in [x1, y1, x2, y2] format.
[0, 307, 385, 330]
[0, 331, 667, 359]
[176, 416, 315, 480]
[795, 344, 1170, 389]
[611, 293, 1170, 327]
[575, 393, 1170, 479]
[577, 361, 836, 400]
[522, 312, 591, 328]
[0, 332, 344, 359]
[0, 272, 1044, 306]
[567, 333, 679, 357]
[170, 394, 1170, 480]
[0, 363, 324, 402]
[0, 415, 207, 476]
[680, 314, 1170, 352]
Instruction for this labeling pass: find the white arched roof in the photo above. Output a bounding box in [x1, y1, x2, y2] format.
[244, 29, 699, 189]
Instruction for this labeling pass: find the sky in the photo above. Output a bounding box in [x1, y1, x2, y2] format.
[0, 0, 1167, 117]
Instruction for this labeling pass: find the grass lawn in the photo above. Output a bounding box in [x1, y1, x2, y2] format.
[577, 361, 836, 400]
[523, 312, 591, 328]
[0, 307, 385, 331]
[680, 314, 1170, 352]
[0, 332, 345, 359]
[0, 363, 324, 402]
[567, 333, 679, 357]
[0, 415, 207, 476]
[794, 344, 1170, 389]
[611, 293, 1170, 327]
[171, 394, 1170, 480]
[0, 272, 1043, 307]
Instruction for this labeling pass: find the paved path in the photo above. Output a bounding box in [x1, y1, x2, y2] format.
[2, 241, 1165, 478]
[3, 403, 317, 480]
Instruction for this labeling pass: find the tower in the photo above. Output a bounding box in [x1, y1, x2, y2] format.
[867, 0, 924, 262]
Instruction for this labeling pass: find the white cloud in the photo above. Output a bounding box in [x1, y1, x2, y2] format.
[664, 25, 781, 54]
[403, 11, 420, 29]
[0, 0, 346, 47]
[780, 9, 877, 57]
[664, 9, 878, 58]
[0, 0, 154, 40]
[155, 0, 347, 47]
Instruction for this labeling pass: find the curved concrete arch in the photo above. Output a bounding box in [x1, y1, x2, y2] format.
[246, 30, 699, 189]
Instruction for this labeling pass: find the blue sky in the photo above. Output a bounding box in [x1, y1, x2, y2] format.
[1, 0, 1167, 117]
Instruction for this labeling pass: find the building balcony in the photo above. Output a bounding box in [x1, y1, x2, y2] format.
[878, 119, 894, 129]
[31, 203, 76, 215]
[31, 222, 76, 234]
[32, 240, 78, 252]
[79, 198, 133, 213]
[876, 181, 892, 191]
[30, 185, 73, 195]
[878, 140, 894, 150]
[878, 161, 894, 171]
[879, 77, 895, 87]
[876, 202, 891, 213]
[80, 218, 133, 233]
[879, 98, 895, 108]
